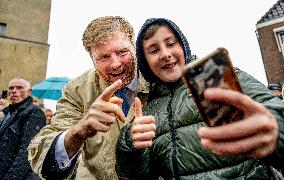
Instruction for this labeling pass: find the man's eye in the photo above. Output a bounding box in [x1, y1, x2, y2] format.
[117, 50, 129, 57]
[98, 54, 110, 61]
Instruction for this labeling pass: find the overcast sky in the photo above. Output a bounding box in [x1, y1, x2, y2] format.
[44, 0, 277, 110]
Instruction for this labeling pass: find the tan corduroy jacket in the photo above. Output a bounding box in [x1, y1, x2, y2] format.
[28, 69, 149, 179]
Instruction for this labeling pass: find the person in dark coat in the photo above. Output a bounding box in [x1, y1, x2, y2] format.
[0, 77, 46, 179]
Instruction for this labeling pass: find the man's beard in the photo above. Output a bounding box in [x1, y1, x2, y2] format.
[97, 56, 136, 87]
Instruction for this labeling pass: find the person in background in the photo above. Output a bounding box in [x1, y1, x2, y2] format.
[44, 108, 53, 125]
[282, 84, 284, 102]
[28, 16, 149, 179]
[116, 18, 284, 179]
[0, 99, 6, 120]
[0, 77, 46, 179]
[267, 83, 283, 100]
[0, 90, 10, 120]
[0, 90, 10, 121]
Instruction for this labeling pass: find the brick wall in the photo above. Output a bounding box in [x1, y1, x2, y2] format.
[256, 21, 284, 84]
[0, 0, 51, 91]
[0, 38, 49, 90]
[0, 0, 51, 42]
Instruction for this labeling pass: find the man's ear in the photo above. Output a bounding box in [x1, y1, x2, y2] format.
[28, 88, 32, 95]
[89, 52, 97, 67]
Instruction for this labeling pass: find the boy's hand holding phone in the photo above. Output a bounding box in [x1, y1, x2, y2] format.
[182, 47, 278, 158]
[198, 88, 278, 158]
[182, 47, 243, 127]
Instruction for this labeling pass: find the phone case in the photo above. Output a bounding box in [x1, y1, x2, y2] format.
[182, 47, 243, 126]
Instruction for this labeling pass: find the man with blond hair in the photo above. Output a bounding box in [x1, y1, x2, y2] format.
[28, 16, 148, 179]
[0, 77, 45, 179]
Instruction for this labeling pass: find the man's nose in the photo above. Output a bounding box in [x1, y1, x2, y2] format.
[10, 88, 17, 93]
[110, 55, 122, 69]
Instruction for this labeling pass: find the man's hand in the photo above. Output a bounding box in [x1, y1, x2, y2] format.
[198, 88, 279, 158]
[131, 97, 156, 149]
[65, 79, 126, 157]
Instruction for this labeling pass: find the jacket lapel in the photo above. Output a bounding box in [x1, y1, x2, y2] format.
[0, 97, 33, 135]
[0, 110, 18, 135]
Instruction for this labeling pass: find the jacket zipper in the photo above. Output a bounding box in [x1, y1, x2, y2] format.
[167, 89, 179, 180]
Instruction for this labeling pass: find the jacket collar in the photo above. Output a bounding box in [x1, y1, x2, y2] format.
[0, 96, 33, 134]
[151, 79, 185, 97]
[3, 96, 33, 115]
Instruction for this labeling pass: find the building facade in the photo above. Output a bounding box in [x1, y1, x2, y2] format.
[0, 0, 51, 92]
[256, 0, 284, 85]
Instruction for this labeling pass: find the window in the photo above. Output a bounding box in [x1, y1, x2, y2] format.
[0, 23, 6, 35]
[280, 33, 284, 45]
[273, 26, 284, 53]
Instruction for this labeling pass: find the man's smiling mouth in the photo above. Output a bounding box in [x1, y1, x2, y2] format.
[111, 69, 126, 77]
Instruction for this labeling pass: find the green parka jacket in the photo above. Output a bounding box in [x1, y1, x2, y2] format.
[116, 69, 284, 180]
[117, 18, 284, 180]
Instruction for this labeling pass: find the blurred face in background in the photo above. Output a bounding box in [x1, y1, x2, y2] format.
[8, 78, 32, 104]
[271, 89, 281, 97]
[0, 99, 5, 111]
[44, 109, 53, 125]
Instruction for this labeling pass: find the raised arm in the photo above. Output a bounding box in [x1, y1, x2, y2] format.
[64, 79, 125, 157]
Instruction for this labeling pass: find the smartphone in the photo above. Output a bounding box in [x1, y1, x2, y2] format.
[182, 47, 243, 127]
